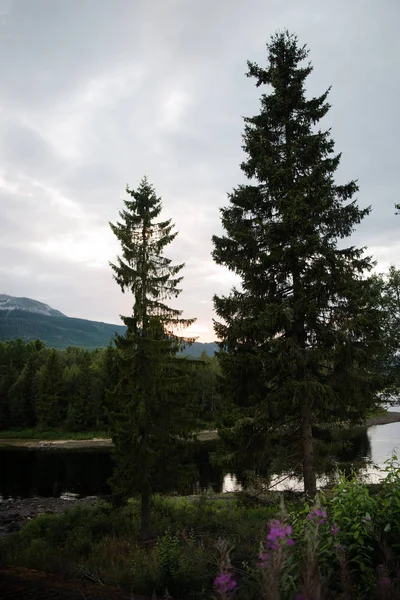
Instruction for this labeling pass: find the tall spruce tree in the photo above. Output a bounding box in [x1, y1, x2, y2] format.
[212, 31, 383, 497]
[109, 177, 196, 537]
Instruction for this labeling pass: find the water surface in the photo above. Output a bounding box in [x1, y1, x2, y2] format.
[1, 419, 399, 499]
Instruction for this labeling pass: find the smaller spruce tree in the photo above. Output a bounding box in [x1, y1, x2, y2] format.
[109, 177, 196, 537]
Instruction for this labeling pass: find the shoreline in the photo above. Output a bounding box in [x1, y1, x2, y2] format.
[0, 496, 101, 536]
[0, 429, 219, 449]
[0, 413, 399, 449]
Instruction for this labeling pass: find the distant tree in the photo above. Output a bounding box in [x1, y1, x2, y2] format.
[100, 344, 120, 427]
[372, 266, 400, 398]
[66, 351, 92, 430]
[212, 31, 384, 497]
[0, 364, 17, 430]
[109, 177, 197, 537]
[199, 349, 211, 363]
[194, 351, 222, 425]
[62, 363, 80, 405]
[35, 349, 65, 428]
[8, 355, 38, 428]
[0, 339, 36, 429]
[89, 349, 108, 428]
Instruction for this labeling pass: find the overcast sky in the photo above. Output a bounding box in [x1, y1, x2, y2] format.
[0, 0, 399, 341]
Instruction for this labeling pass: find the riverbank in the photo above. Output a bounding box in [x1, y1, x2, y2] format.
[365, 410, 400, 425]
[0, 496, 101, 536]
[1, 412, 399, 449]
[0, 429, 220, 448]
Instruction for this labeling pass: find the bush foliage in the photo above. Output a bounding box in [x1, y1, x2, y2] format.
[1, 460, 400, 599]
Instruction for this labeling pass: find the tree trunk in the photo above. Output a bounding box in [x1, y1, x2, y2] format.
[140, 488, 151, 540]
[301, 398, 317, 498]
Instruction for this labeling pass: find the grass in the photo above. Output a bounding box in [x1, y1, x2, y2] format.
[365, 406, 388, 419]
[0, 427, 218, 443]
[0, 494, 283, 598]
[0, 428, 110, 440]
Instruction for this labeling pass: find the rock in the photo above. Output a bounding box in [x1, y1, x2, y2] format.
[0, 496, 101, 536]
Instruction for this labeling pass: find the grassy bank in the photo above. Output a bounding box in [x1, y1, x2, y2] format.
[0, 408, 397, 445]
[2, 461, 400, 599]
[0, 428, 219, 447]
[0, 429, 110, 441]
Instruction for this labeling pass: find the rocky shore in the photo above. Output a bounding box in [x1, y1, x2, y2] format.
[365, 411, 400, 426]
[0, 495, 101, 537]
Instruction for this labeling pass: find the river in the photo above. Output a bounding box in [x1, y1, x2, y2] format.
[0, 416, 399, 500]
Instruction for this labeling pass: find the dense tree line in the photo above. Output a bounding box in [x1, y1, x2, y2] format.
[0, 339, 220, 433]
[0, 340, 119, 431]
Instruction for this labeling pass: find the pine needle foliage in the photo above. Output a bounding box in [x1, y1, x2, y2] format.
[212, 32, 384, 497]
[109, 177, 197, 536]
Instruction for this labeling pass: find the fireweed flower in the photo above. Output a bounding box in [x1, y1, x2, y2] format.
[307, 507, 327, 526]
[258, 519, 295, 566]
[379, 577, 391, 587]
[334, 543, 346, 551]
[214, 572, 237, 594]
[331, 523, 340, 536]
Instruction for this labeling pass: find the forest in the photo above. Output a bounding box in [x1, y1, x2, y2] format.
[0, 339, 220, 432]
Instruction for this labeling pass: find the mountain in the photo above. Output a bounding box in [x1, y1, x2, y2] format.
[0, 295, 218, 356]
[0, 294, 65, 317]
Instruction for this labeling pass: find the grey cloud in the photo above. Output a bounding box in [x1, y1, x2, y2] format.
[1, 118, 61, 179]
[0, 0, 399, 340]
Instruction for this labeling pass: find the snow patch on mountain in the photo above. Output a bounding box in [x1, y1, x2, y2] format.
[0, 294, 66, 317]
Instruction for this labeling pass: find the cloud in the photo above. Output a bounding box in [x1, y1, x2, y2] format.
[0, 0, 399, 341]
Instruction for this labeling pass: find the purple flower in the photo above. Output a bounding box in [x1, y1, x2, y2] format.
[331, 523, 340, 536]
[214, 572, 237, 593]
[287, 538, 295, 546]
[308, 507, 327, 526]
[258, 551, 268, 567]
[334, 543, 346, 551]
[379, 577, 391, 587]
[214, 573, 236, 593]
[259, 519, 295, 562]
[295, 595, 305, 600]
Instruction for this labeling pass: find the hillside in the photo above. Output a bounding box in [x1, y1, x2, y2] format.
[0, 295, 218, 356]
[0, 294, 65, 317]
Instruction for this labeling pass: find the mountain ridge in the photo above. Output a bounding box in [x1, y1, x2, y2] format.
[0, 294, 65, 317]
[0, 295, 218, 356]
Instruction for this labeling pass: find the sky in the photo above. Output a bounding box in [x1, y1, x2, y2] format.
[0, 0, 399, 342]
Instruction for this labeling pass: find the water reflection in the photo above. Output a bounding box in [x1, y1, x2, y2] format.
[0, 420, 399, 499]
[0, 447, 113, 499]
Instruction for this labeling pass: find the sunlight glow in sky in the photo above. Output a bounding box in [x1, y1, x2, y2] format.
[0, 0, 399, 341]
